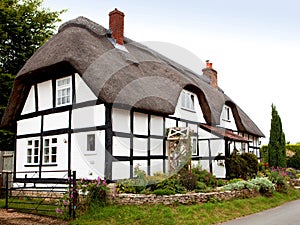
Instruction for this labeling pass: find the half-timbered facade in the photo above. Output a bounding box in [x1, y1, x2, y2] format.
[1, 9, 264, 181]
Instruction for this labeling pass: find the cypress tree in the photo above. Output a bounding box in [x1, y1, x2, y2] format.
[268, 104, 286, 168]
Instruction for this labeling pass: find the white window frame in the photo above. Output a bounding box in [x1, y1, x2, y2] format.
[181, 90, 195, 111]
[87, 134, 96, 152]
[56, 77, 72, 106]
[43, 137, 58, 164]
[223, 106, 231, 121]
[27, 139, 40, 164]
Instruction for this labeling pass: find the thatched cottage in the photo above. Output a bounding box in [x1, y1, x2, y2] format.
[1, 9, 264, 181]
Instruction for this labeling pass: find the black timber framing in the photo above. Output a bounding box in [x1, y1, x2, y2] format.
[104, 104, 113, 180]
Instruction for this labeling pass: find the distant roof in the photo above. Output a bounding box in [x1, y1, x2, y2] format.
[1, 17, 264, 137]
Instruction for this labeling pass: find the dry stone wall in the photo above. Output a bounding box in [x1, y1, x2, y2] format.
[112, 189, 258, 205]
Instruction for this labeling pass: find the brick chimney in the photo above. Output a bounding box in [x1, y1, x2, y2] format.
[202, 60, 218, 89]
[109, 8, 125, 45]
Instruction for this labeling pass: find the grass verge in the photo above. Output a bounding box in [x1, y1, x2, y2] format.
[70, 189, 300, 225]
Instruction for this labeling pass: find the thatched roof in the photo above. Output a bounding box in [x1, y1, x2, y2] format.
[1, 17, 264, 137]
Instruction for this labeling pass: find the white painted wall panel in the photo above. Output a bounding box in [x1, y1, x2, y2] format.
[112, 108, 130, 133]
[213, 160, 226, 178]
[17, 117, 41, 135]
[165, 118, 176, 129]
[133, 112, 148, 135]
[150, 139, 163, 155]
[150, 116, 163, 136]
[43, 112, 69, 131]
[133, 160, 148, 176]
[38, 80, 52, 111]
[112, 161, 130, 180]
[72, 104, 105, 129]
[210, 140, 225, 157]
[21, 86, 35, 115]
[71, 131, 105, 179]
[133, 138, 147, 156]
[150, 159, 164, 175]
[75, 73, 97, 103]
[113, 137, 130, 157]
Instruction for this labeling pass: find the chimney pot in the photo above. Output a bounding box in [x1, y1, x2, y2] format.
[109, 8, 125, 45]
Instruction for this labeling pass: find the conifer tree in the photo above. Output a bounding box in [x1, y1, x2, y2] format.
[268, 104, 286, 167]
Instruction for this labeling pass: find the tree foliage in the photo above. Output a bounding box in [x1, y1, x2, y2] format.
[268, 104, 286, 168]
[0, 0, 65, 150]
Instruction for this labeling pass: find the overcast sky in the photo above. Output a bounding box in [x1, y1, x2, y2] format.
[43, 0, 300, 144]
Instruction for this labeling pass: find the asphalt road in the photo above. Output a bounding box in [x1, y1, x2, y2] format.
[219, 199, 300, 225]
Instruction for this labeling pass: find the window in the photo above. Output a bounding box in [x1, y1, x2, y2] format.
[27, 139, 39, 164]
[56, 77, 71, 106]
[43, 138, 57, 164]
[87, 134, 95, 151]
[191, 137, 197, 155]
[181, 91, 195, 111]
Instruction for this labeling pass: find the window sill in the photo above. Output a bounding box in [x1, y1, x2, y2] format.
[25, 164, 58, 167]
[181, 107, 196, 113]
[84, 151, 97, 156]
[222, 119, 231, 122]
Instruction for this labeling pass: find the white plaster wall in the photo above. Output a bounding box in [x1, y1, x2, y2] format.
[112, 108, 130, 133]
[133, 160, 148, 176]
[213, 160, 226, 178]
[71, 130, 105, 179]
[150, 159, 164, 175]
[43, 112, 69, 131]
[150, 139, 163, 155]
[112, 137, 130, 157]
[21, 86, 35, 115]
[172, 90, 205, 123]
[75, 73, 97, 103]
[133, 112, 148, 135]
[165, 118, 176, 129]
[38, 80, 52, 111]
[17, 117, 41, 135]
[72, 104, 105, 129]
[112, 161, 130, 180]
[133, 137, 147, 156]
[150, 115, 163, 136]
[210, 139, 225, 157]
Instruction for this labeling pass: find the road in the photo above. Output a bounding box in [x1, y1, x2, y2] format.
[219, 199, 300, 225]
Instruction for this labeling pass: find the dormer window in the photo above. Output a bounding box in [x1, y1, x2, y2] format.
[56, 77, 71, 106]
[181, 90, 195, 111]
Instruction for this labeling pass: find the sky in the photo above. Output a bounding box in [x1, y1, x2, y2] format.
[43, 0, 300, 144]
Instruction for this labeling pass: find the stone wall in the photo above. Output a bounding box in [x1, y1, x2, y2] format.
[112, 189, 258, 205]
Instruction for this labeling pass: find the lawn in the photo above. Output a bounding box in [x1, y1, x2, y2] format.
[70, 189, 300, 225]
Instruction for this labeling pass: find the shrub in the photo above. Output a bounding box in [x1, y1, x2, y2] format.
[249, 177, 275, 196]
[192, 166, 217, 188]
[225, 150, 258, 179]
[195, 181, 207, 192]
[224, 180, 258, 192]
[287, 151, 300, 169]
[268, 167, 290, 193]
[179, 167, 197, 191]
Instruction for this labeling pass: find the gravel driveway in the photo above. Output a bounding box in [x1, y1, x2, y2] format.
[0, 209, 67, 225]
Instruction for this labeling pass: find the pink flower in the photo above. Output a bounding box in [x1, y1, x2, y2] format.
[63, 200, 67, 205]
[56, 208, 62, 214]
